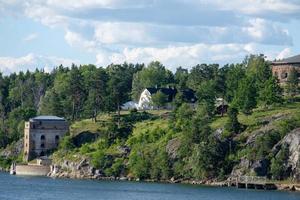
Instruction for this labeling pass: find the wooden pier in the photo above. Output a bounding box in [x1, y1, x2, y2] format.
[228, 176, 277, 190]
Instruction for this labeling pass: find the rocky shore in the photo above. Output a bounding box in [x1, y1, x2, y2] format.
[46, 158, 300, 192]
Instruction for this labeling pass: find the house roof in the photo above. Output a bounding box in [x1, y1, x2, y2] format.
[273, 54, 300, 64]
[30, 115, 66, 122]
[181, 89, 197, 103]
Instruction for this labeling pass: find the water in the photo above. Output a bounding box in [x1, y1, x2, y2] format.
[0, 172, 299, 200]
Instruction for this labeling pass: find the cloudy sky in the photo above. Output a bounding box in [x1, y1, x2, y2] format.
[0, 0, 300, 73]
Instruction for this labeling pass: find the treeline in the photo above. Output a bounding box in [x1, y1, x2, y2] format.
[0, 54, 299, 150]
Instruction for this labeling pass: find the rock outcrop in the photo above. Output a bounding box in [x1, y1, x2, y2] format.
[0, 139, 23, 158]
[273, 128, 300, 180]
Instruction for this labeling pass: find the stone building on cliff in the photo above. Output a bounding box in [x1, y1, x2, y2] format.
[272, 54, 300, 85]
[23, 116, 69, 162]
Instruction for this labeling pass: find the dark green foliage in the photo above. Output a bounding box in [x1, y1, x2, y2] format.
[270, 144, 290, 180]
[248, 130, 281, 161]
[59, 135, 75, 151]
[187, 64, 218, 90]
[0, 156, 13, 169]
[225, 107, 241, 134]
[258, 76, 283, 107]
[151, 91, 168, 109]
[225, 64, 246, 102]
[196, 80, 216, 117]
[233, 76, 257, 115]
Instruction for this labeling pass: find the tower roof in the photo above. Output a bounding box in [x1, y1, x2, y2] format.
[30, 115, 66, 122]
[273, 54, 300, 64]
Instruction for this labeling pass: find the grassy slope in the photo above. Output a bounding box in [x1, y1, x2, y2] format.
[52, 102, 300, 181]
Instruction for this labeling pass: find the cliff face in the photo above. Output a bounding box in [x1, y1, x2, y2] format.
[49, 158, 99, 179]
[0, 139, 23, 159]
[274, 128, 300, 180]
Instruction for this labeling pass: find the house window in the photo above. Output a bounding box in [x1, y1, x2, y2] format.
[41, 143, 45, 148]
[40, 151, 45, 156]
[41, 135, 45, 140]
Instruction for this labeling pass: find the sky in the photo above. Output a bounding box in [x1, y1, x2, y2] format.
[0, 0, 300, 74]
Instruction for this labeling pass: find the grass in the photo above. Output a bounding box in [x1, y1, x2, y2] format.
[210, 102, 300, 131]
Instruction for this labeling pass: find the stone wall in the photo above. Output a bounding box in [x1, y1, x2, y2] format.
[272, 64, 300, 84]
[15, 165, 50, 176]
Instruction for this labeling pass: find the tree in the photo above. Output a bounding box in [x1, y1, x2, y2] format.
[107, 64, 132, 126]
[151, 91, 168, 109]
[196, 80, 216, 117]
[187, 64, 219, 90]
[82, 67, 108, 121]
[39, 89, 64, 116]
[258, 76, 283, 107]
[245, 54, 272, 88]
[131, 61, 174, 101]
[174, 67, 189, 89]
[225, 107, 241, 134]
[233, 76, 257, 115]
[286, 68, 299, 101]
[225, 64, 246, 102]
[69, 65, 85, 120]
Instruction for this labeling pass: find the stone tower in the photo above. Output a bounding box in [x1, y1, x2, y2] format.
[23, 116, 69, 162]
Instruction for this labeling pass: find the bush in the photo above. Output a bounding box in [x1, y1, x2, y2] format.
[59, 135, 75, 151]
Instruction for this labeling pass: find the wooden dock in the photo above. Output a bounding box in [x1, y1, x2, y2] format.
[228, 176, 277, 190]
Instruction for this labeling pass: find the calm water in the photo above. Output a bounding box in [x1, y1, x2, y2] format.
[0, 172, 300, 200]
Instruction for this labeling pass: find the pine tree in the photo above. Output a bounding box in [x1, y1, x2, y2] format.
[69, 65, 85, 120]
[258, 76, 283, 107]
[225, 107, 241, 134]
[233, 76, 257, 115]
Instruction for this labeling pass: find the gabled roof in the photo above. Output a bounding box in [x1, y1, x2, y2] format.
[30, 115, 66, 122]
[273, 54, 300, 64]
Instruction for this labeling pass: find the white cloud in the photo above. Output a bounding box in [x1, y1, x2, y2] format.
[64, 30, 96, 52]
[243, 18, 292, 45]
[94, 22, 153, 45]
[0, 0, 298, 71]
[0, 53, 78, 74]
[276, 48, 293, 60]
[96, 43, 256, 71]
[23, 33, 38, 42]
[200, 0, 300, 15]
[46, 0, 152, 9]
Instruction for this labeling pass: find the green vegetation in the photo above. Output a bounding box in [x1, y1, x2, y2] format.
[1, 54, 300, 183]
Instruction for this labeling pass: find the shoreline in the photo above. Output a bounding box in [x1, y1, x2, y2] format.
[2, 169, 300, 192]
[46, 171, 300, 192]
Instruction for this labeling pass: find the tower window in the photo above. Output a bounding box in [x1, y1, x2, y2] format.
[41, 135, 45, 140]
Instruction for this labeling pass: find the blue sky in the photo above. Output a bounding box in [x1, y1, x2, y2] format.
[0, 0, 300, 73]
